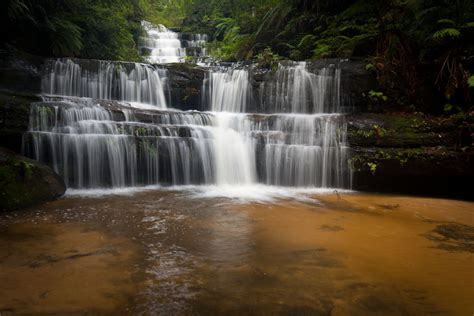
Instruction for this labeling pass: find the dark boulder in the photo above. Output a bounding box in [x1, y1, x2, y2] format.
[0, 147, 66, 211]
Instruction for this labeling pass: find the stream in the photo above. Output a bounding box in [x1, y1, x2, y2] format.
[0, 190, 473, 314]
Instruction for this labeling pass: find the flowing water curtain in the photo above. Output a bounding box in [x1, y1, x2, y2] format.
[206, 113, 351, 187]
[42, 59, 169, 108]
[209, 68, 251, 112]
[259, 62, 341, 113]
[24, 99, 219, 188]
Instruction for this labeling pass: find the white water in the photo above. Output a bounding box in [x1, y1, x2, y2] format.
[208, 69, 250, 112]
[259, 62, 342, 113]
[66, 184, 352, 203]
[211, 113, 256, 185]
[139, 21, 207, 64]
[25, 54, 352, 198]
[42, 59, 168, 108]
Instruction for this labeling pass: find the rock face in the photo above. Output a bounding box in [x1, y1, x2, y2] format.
[0, 147, 66, 211]
[166, 63, 207, 111]
[0, 91, 41, 153]
[347, 113, 474, 199]
[0, 49, 43, 95]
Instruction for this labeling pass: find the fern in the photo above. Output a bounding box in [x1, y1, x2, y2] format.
[468, 75, 474, 88]
[437, 19, 456, 26]
[432, 28, 460, 40]
[297, 34, 316, 49]
[48, 17, 83, 56]
[7, 0, 29, 19]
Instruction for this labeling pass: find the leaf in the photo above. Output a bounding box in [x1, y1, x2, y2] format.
[7, 0, 29, 19]
[437, 19, 455, 26]
[49, 17, 83, 56]
[468, 75, 474, 88]
[297, 34, 316, 49]
[432, 28, 460, 40]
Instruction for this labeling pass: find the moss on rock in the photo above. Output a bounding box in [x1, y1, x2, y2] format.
[0, 91, 41, 152]
[0, 148, 66, 211]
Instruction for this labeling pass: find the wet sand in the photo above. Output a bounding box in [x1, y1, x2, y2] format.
[0, 190, 472, 315]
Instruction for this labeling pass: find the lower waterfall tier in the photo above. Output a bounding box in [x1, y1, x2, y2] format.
[23, 97, 351, 189]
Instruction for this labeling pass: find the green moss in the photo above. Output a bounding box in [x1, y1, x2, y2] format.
[0, 158, 42, 211]
[350, 147, 459, 174]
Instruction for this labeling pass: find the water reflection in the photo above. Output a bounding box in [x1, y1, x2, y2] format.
[0, 190, 472, 315]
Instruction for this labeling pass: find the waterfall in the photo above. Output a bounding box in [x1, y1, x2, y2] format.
[208, 68, 251, 112]
[259, 62, 341, 113]
[24, 57, 351, 190]
[211, 113, 257, 185]
[139, 21, 207, 64]
[24, 97, 216, 188]
[42, 59, 169, 108]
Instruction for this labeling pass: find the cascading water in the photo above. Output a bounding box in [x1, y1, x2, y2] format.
[200, 61, 350, 187]
[42, 59, 169, 108]
[24, 57, 351, 191]
[207, 68, 251, 112]
[139, 21, 207, 64]
[259, 62, 341, 113]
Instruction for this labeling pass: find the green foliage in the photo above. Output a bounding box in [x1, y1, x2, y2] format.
[432, 28, 461, 40]
[369, 90, 388, 102]
[367, 162, 377, 175]
[255, 47, 280, 68]
[1, 0, 144, 61]
[48, 17, 83, 56]
[443, 103, 462, 114]
[313, 43, 332, 59]
[468, 75, 474, 88]
[14, 160, 34, 178]
[141, 0, 185, 27]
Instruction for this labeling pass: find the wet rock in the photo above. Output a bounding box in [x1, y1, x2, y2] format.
[425, 223, 474, 252]
[350, 147, 474, 199]
[348, 112, 474, 199]
[165, 63, 207, 111]
[0, 147, 66, 211]
[319, 225, 344, 231]
[0, 48, 44, 94]
[0, 91, 40, 153]
[346, 113, 459, 148]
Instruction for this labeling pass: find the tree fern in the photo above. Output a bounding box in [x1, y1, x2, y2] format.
[48, 17, 83, 56]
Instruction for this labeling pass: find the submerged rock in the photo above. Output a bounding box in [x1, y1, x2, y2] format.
[0, 148, 66, 211]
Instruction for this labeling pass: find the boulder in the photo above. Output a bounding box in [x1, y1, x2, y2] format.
[0, 147, 66, 211]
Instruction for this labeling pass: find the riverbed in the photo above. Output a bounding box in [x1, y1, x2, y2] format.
[0, 189, 472, 315]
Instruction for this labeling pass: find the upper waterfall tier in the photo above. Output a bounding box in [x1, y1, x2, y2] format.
[139, 21, 208, 64]
[204, 62, 342, 114]
[42, 59, 169, 109]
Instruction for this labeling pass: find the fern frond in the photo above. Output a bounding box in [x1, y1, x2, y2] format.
[432, 28, 460, 40]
